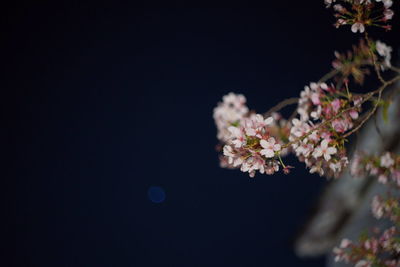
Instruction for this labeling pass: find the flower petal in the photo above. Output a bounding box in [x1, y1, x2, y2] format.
[261, 149, 274, 158]
[264, 117, 273, 125]
[260, 139, 269, 149]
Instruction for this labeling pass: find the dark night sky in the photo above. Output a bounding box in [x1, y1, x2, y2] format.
[6, 4, 400, 267]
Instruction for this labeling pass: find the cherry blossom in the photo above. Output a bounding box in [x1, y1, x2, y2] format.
[213, 2, 400, 266]
[313, 139, 337, 161]
[376, 0, 393, 8]
[376, 41, 392, 69]
[214, 102, 291, 177]
[326, 0, 394, 33]
[260, 137, 281, 158]
[380, 152, 394, 168]
[351, 22, 365, 33]
[228, 126, 246, 148]
[350, 151, 400, 186]
[334, 226, 400, 267]
[213, 92, 249, 142]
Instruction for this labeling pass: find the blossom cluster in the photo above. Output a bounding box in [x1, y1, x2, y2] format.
[221, 111, 291, 177]
[376, 40, 393, 70]
[213, 2, 400, 267]
[325, 0, 394, 33]
[213, 92, 248, 142]
[351, 151, 400, 186]
[213, 93, 292, 177]
[214, 38, 394, 180]
[371, 195, 400, 222]
[333, 227, 400, 267]
[336, 151, 400, 266]
[332, 40, 373, 84]
[332, 39, 393, 85]
[222, 114, 281, 177]
[290, 82, 362, 177]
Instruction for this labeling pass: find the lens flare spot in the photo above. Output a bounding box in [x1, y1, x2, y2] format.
[147, 186, 166, 203]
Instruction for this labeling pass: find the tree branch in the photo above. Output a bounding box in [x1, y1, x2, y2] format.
[282, 75, 400, 149]
[264, 97, 299, 117]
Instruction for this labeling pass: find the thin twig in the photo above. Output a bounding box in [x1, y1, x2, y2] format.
[364, 31, 386, 84]
[282, 75, 400, 149]
[318, 69, 340, 83]
[343, 76, 399, 138]
[343, 90, 382, 138]
[263, 69, 342, 117]
[264, 63, 365, 117]
[288, 109, 298, 122]
[389, 66, 400, 73]
[264, 97, 299, 117]
[373, 113, 385, 144]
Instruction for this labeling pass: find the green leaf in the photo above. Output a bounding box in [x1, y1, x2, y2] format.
[230, 121, 240, 127]
[382, 100, 391, 123]
[359, 229, 370, 242]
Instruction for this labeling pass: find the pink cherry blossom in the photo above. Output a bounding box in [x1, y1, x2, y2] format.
[380, 152, 394, 168]
[260, 137, 281, 158]
[331, 99, 341, 113]
[312, 139, 337, 161]
[214, 92, 248, 142]
[228, 126, 246, 148]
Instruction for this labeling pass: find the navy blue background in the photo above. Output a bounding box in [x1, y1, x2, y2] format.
[6, 4, 400, 267]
